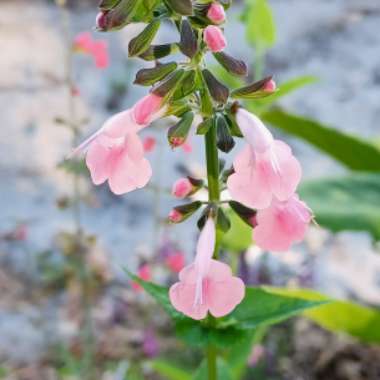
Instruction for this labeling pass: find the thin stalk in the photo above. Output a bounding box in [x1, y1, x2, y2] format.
[206, 345, 217, 380]
[56, 2, 94, 379]
[204, 122, 221, 379]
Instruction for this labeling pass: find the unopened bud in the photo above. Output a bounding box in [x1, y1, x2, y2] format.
[172, 177, 203, 199]
[207, 3, 226, 24]
[168, 201, 202, 223]
[172, 178, 193, 198]
[167, 111, 194, 148]
[263, 79, 276, 92]
[96, 11, 108, 31]
[203, 25, 226, 53]
[169, 209, 183, 223]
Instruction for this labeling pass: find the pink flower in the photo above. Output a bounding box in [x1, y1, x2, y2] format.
[143, 136, 157, 153]
[85, 133, 152, 195]
[207, 3, 226, 24]
[203, 26, 227, 52]
[166, 252, 185, 273]
[73, 32, 93, 52]
[227, 109, 301, 209]
[172, 178, 193, 199]
[181, 141, 193, 153]
[132, 93, 164, 125]
[253, 195, 312, 251]
[169, 218, 245, 320]
[132, 264, 152, 292]
[92, 40, 109, 69]
[73, 32, 109, 69]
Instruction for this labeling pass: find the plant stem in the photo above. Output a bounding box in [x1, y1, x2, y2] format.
[205, 125, 220, 203]
[207, 345, 217, 380]
[204, 122, 220, 379]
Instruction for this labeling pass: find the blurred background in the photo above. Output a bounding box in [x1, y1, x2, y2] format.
[1, 0, 380, 379]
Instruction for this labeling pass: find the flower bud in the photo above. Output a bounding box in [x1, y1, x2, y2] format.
[213, 51, 247, 76]
[167, 111, 194, 148]
[203, 26, 226, 53]
[172, 178, 193, 198]
[132, 93, 163, 125]
[172, 177, 203, 199]
[169, 209, 183, 223]
[207, 3, 226, 24]
[263, 79, 276, 92]
[229, 201, 257, 227]
[168, 201, 202, 223]
[96, 11, 108, 31]
[231, 76, 276, 99]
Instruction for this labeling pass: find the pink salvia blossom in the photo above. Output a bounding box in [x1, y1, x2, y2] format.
[85, 133, 152, 195]
[143, 136, 157, 153]
[132, 93, 163, 125]
[253, 195, 312, 251]
[227, 109, 301, 209]
[132, 264, 152, 292]
[169, 218, 245, 320]
[73, 32, 109, 69]
[166, 252, 185, 273]
[172, 178, 193, 199]
[207, 3, 226, 24]
[203, 26, 227, 52]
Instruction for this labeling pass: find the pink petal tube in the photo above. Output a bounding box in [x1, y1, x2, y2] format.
[172, 178, 193, 199]
[203, 25, 227, 52]
[132, 93, 163, 125]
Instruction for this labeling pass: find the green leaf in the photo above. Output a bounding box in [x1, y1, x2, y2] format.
[245, 0, 276, 49]
[227, 327, 266, 380]
[128, 20, 161, 57]
[300, 173, 380, 239]
[134, 62, 177, 86]
[175, 320, 247, 348]
[262, 108, 380, 172]
[229, 287, 328, 329]
[124, 269, 187, 321]
[193, 358, 232, 380]
[221, 210, 252, 252]
[150, 360, 191, 380]
[266, 287, 380, 344]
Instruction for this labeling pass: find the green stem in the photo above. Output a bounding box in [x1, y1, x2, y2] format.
[205, 125, 220, 203]
[207, 345, 217, 380]
[204, 120, 221, 380]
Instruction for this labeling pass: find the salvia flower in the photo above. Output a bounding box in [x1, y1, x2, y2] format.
[253, 195, 312, 251]
[73, 32, 109, 69]
[132, 264, 152, 292]
[169, 218, 245, 320]
[166, 251, 185, 273]
[85, 133, 152, 195]
[207, 3, 226, 24]
[203, 26, 227, 53]
[227, 108, 301, 209]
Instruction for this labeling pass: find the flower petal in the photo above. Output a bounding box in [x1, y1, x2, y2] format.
[169, 282, 208, 320]
[269, 140, 302, 201]
[85, 138, 112, 185]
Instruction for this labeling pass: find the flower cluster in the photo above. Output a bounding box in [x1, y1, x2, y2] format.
[227, 108, 312, 251]
[72, 0, 312, 321]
